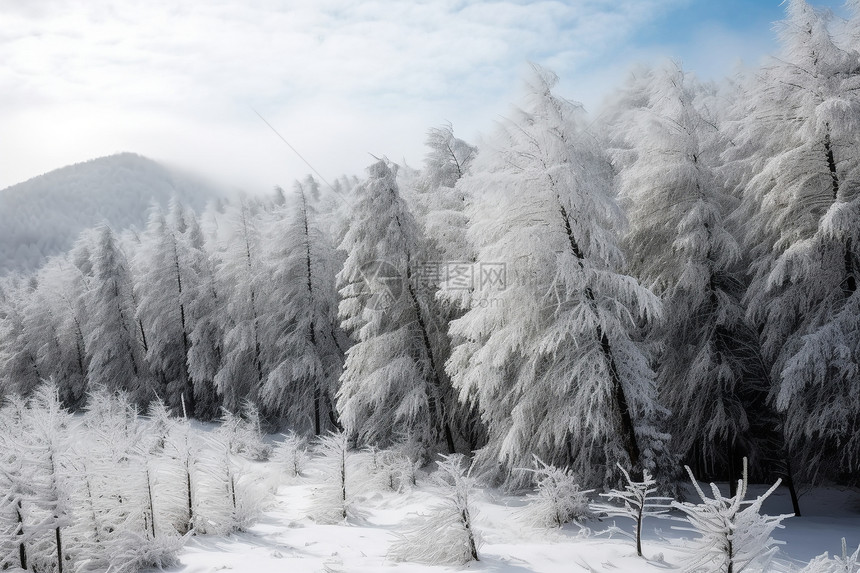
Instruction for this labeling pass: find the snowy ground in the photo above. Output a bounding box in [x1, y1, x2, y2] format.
[169, 458, 860, 573]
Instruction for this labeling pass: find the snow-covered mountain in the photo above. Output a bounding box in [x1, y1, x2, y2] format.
[0, 152, 225, 276]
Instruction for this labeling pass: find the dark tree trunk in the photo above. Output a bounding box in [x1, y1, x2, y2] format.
[559, 201, 640, 466]
[15, 501, 27, 570]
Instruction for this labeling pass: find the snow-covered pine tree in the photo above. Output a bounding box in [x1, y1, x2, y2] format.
[213, 199, 267, 412]
[261, 178, 343, 433]
[271, 432, 309, 479]
[447, 65, 664, 487]
[594, 463, 672, 557]
[183, 211, 223, 420]
[389, 453, 479, 565]
[84, 226, 150, 403]
[19, 384, 75, 573]
[30, 259, 90, 408]
[411, 124, 477, 264]
[609, 63, 773, 480]
[673, 458, 791, 573]
[214, 401, 271, 462]
[134, 202, 196, 415]
[72, 387, 187, 572]
[18, 279, 65, 398]
[0, 396, 32, 570]
[724, 0, 860, 478]
[0, 285, 43, 397]
[336, 159, 457, 454]
[313, 431, 353, 523]
[355, 445, 419, 493]
[517, 457, 593, 529]
[415, 126, 487, 452]
[158, 416, 203, 535]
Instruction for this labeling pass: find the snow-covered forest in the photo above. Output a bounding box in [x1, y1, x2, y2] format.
[2, 1, 860, 570]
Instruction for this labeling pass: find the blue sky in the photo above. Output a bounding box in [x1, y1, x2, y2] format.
[0, 0, 851, 193]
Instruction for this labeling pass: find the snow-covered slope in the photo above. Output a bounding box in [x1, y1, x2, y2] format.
[0, 153, 225, 275]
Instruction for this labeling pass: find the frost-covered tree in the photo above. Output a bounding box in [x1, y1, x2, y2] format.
[337, 160, 457, 453]
[610, 63, 772, 478]
[412, 124, 477, 264]
[134, 202, 195, 414]
[271, 432, 309, 479]
[19, 385, 75, 573]
[261, 178, 343, 433]
[0, 396, 33, 570]
[724, 0, 860, 477]
[215, 402, 271, 462]
[0, 287, 42, 397]
[355, 445, 419, 493]
[595, 463, 672, 557]
[214, 200, 266, 411]
[158, 417, 202, 535]
[673, 459, 791, 573]
[389, 454, 479, 565]
[30, 260, 90, 408]
[518, 457, 593, 529]
[312, 431, 353, 523]
[85, 226, 149, 402]
[447, 65, 665, 486]
[183, 212, 223, 420]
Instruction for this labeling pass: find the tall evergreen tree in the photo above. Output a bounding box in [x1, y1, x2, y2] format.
[85, 226, 149, 402]
[725, 0, 860, 477]
[337, 160, 456, 453]
[214, 200, 266, 412]
[135, 206, 194, 413]
[261, 178, 344, 433]
[184, 211, 224, 420]
[0, 284, 42, 397]
[33, 260, 90, 408]
[447, 66, 665, 486]
[611, 64, 769, 478]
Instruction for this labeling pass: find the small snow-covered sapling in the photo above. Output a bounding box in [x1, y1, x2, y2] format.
[594, 462, 672, 557]
[313, 432, 352, 523]
[271, 432, 309, 478]
[672, 458, 792, 573]
[800, 538, 860, 573]
[389, 454, 479, 565]
[518, 456, 593, 529]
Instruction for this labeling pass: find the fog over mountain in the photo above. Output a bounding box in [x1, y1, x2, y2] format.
[0, 152, 226, 275]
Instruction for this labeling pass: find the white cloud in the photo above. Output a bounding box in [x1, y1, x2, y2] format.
[0, 0, 691, 190]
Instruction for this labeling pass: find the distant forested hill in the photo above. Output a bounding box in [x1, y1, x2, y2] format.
[0, 152, 225, 275]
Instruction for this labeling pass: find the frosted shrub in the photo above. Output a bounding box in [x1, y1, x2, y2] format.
[518, 457, 593, 529]
[800, 539, 860, 573]
[673, 458, 791, 573]
[215, 402, 271, 462]
[100, 528, 186, 573]
[358, 446, 419, 493]
[389, 454, 479, 565]
[594, 463, 672, 557]
[271, 432, 309, 478]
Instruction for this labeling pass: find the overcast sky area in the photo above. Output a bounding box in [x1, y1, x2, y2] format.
[0, 0, 850, 193]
